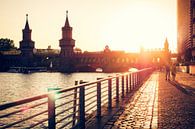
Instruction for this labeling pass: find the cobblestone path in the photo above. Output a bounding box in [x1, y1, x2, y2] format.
[158, 72, 195, 128]
[103, 73, 159, 129]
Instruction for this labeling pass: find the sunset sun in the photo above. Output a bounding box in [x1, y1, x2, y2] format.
[101, 1, 176, 52]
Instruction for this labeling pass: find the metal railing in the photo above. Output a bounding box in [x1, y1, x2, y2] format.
[0, 68, 153, 129]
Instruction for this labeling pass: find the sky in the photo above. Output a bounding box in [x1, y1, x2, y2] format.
[0, 0, 177, 53]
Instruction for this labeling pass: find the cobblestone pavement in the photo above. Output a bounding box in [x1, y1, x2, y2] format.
[103, 72, 195, 129]
[175, 72, 195, 95]
[158, 72, 195, 129]
[176, 72, 195, 87]
[103, 72, 159, 129]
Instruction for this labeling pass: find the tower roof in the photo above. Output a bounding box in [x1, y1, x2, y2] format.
[164, 37, 169, 51]
[65, 11, 70, 27]
[24, 14, 30, 30]
[164, 37, 169, 45]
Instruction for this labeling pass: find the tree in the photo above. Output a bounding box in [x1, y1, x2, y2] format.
[0, 38, 16, 51]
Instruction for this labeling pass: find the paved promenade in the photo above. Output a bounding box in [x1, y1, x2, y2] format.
[102, 72, 195, 129]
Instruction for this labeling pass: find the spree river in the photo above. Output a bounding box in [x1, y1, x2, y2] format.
[0, 72, 117, 104]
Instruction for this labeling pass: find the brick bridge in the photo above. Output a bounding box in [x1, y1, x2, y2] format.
[58, 46, 176, 72]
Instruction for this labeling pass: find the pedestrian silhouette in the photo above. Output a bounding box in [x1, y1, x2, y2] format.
[171, 63, 176, 81]
[165, 64, 170, 81]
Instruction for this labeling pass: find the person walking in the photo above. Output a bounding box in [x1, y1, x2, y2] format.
[171, 63, 177, 81]
[165, 64, 170, 81]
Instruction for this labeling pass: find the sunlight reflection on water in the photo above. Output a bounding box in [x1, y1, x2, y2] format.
[0, 72, 117, 104]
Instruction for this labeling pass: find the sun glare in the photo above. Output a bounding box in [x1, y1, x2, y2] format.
[101, 1, 176, 52]
[0, 0, 176, 53]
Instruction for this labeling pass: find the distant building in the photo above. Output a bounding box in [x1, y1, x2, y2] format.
[59, 11, 76, 72]
[177, 0, 195, 62]
[0, 12, 176, 72]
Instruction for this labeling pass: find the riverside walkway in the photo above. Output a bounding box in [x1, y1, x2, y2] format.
[99, 72, 195, 129]
[0, 70, 195, 129]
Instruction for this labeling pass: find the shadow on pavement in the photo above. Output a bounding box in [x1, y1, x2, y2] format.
[169, 80, 195, 96]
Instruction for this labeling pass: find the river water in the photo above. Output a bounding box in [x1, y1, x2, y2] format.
[0, 72, 117, 104]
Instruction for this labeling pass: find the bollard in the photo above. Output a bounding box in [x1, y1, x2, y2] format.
[48, 93, 56, 129]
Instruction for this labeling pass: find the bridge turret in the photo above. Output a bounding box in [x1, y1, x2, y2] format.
[19, 14, 35, 57]
[59, 11, 76, 72]
[163, 38, 171, 65]
[59, 11, 75, 57]
[164, 38, 169, 52]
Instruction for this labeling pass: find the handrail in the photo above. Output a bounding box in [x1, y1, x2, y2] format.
[0, 94, 48, 110]
[0, 67, 153, 129]
[0, 68, 150, 109]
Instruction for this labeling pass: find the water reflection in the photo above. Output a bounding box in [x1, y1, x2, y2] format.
[0, 72, 116, 104]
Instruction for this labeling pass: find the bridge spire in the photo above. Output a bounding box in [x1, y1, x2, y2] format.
[164, 37, 169, 52]
[65, 10, 70, 27]
[24, 14, 30, 30]
[59, 10, 75, 57]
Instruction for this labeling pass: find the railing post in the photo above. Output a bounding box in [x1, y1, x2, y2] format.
[137, 72, 140, 85]
[108, 78, 112, 109]
[137, 73, 139, 86]
[126, 74, 128, 93]
[116, 76, 119, 102]
[135, 73, 137, 88]
[129, 73, 131, 91]
[135, 73, 137, 87]
[72, 81, 78, 127]
[48, 93, 56, 129]
[79, 86, 85, 129]
[121, 75, 124, 98]
[133, 73, 135, 89]
[96, 78, 101, 118]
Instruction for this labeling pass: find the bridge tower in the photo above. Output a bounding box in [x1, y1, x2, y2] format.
[19, 14, 35, 57]
[163, 38, 170, 65]
[19, 14, 35, 66]
[59, 11, 75, 72]
[59, 11, 75, 57]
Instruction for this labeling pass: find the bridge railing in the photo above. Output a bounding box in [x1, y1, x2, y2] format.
[0, 68, 153, 129]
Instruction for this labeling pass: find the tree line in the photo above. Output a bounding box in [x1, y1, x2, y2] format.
[0, 38, 17, 51]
